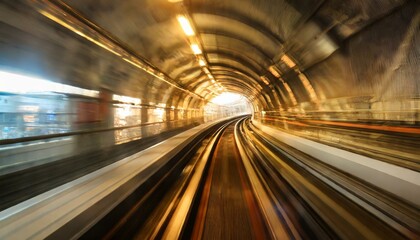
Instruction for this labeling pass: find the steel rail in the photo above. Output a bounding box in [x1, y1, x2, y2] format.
[162, 118, 238, 239]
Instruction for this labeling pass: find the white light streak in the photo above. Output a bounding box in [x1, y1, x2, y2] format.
[0, 70, 98, 97]
[177, 15, 195, 36]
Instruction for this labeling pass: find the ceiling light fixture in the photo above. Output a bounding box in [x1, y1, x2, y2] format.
[199, 59, 206, 66]
[281, 55, 296, 68]
[260, 76, 270, 85]
[177, 15, 195, 36]
[191, 44, 202, 54]
[268, 65, 281, 78]
[176, 12, 219, 96]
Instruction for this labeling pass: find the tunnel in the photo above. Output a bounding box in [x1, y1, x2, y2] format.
[0, 0, 419, 239]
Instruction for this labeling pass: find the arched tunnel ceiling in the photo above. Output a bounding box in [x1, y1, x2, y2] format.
[192, 13, 280, 56]
[45, 0, 415, 110]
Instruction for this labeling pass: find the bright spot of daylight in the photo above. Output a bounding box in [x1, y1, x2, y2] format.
[211, 92, 243, 105]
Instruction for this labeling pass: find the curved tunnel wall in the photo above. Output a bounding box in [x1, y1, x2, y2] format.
[0, 2, 419, 238]
[0, 2, 202, 110]
[0, 0, 419, 145]
[278, 2, 419, 122]
[0, 0, 418, 225]
[0, 0, 245, 168]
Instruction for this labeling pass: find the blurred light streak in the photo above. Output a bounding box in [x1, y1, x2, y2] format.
[297, 73, 318, 102]
[153, 108, 165, 122]
[268, 65, 281, 78]
[177, 15, 195, 36]
[260, 76, 270, 85]
[262, 117, 309, 127]
[280, 79, 298, 106]
[112, 94, 141, 105]
[191, 44, 202, 54]
[0, 70, 98, 97]
[281, 55, 296, 68]
[38, 10, 122, 57]
[19, 105, 40, 112]
[176, 11, 217, 88]
[115, 105, 132, 120]
[306, 120, 420, 134]
[122, 58, 204, 100]
[33, 1, 204, 101]
[199, 59, 206, 66]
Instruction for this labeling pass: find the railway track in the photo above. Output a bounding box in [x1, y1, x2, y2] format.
[246, 119, 419, 239]
[93, 117, 279, 239]
[84, 117, 419, 239]
[150, 117, 418, 239]
[1, 116, 418, 239]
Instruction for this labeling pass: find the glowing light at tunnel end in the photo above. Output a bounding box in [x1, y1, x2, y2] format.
[210, 92, 245, 105]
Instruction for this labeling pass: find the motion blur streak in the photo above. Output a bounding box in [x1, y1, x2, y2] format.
[0, 0, 418, 239]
